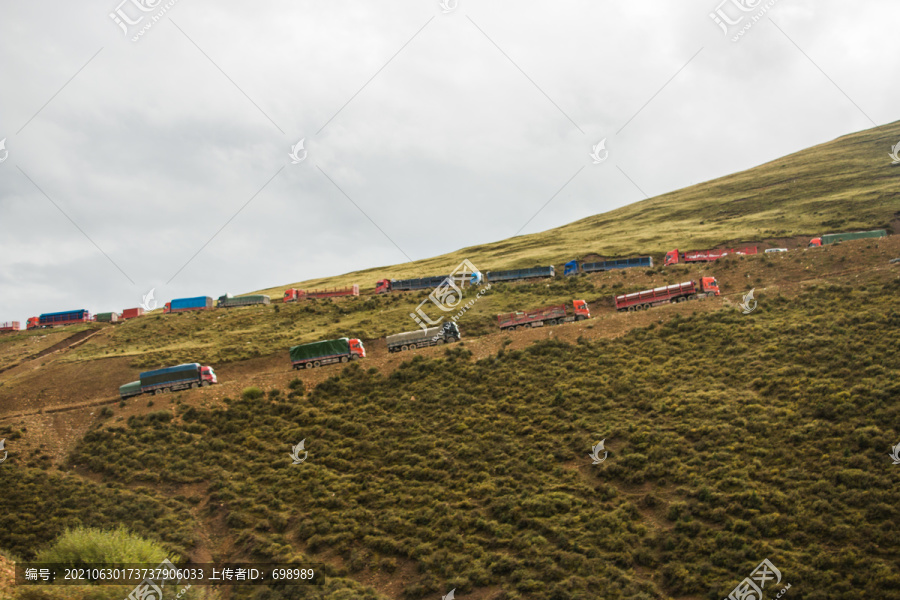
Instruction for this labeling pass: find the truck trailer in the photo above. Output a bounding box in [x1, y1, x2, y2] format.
[94, 312, 119, 323]
[498, 299, 590, 331]
[0, 321, 20, 333]
[485, 266, 555, 282]
[217, 294, 271, 308]
[386, 322, 461, 352]
[615, 277, 720, 311]
[808, 229, 886, 247]
[121, 307, 145, 320]
[26, 309, 91, 329]
[289, 337, 366, 369]
[564, 257, 653, 276]
[164, 297, 213, 314]
[123, 362, 218, 396]
[283, 285, 360, 302]
[375, 276, 448, 294]
[664, 247, 757, 266]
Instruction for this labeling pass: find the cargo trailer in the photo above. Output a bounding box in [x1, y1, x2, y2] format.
[615, 277, 720, 311]
[665, 247, 757, 266]
[0, 321, 20, 333]
[138, 362, 217, 394]
[498, 299, 590, 331]
[163, 296, 213, 314]
[283, 285, 359, 302]
[121, 307, 145, 319]
[95, 312, 119, 323]
[564, 257, 653, 276]
[386, 322, 460, 352]
[808, 229, 886, 247]
[26, 309, 91, 329]
[485, 266, 555, 282]
[217, 294, 271, 308]
[375, 276, 448, 294]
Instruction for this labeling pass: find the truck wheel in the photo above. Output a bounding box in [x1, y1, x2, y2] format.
[688, 294, 698, 301]
[350, 354, 359, 360]
[576, 315, 585, 321]
[202, 381, 210, 387]
[401, 345, 409, 351]
[162, 388, 171, 394]
[341, 356, 349, 363]
[314, 361, 321, 368]
[436, 339, 445, 345]
[305, 362, 314, 370]
[191, 382, 199, 389]
[154, 389, 163, 395]
[547, 319, 557, 326]
[447, 336, 457, 343]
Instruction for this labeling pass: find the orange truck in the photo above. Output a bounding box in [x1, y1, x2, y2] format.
[498, 300, 590, 331]
[615, 278, 720, 312]
[283, 285, 360, 302]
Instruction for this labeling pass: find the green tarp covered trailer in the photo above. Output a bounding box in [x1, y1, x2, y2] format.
[821, 230, 886, 245]
[217, 294, 271, 308]
[95, 312, 118, 323]
[290, 338, 351, 363]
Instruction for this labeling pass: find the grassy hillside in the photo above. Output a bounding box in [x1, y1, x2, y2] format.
[254, 120, 900, 296]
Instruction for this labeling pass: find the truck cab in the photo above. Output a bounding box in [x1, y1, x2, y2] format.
[375, 279, 391, 294]
[564, 260, 580, 276]
[201, 365, 218, 385]
[700, 277, 721, 296]
[349, 339, 366, 358]
[664, 249, 682, 266]
[163, 302, 171, 314]
[26, 317, 39, 330]
[283, 289, 300, 302]
[573, 299, 591, 319]
[808, 237, 822, 248]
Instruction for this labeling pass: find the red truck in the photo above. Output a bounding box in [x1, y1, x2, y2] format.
[0, 321, 20, 333]
[665, 246, 757, 266]
[121, 308, 144, 320]
[615, 278, 720, 311]
[283, 285, 360, 302]
[498, 300, 590, 331]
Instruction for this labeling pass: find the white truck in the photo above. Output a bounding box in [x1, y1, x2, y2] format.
[387, 322, 461, 353]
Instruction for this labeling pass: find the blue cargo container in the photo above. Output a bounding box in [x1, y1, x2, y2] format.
[485, 266, 555, 283]
[168, 296, 213, 312]
[392, 276, 448, 291]
[564, 257, 653, 276]
[39, 309, 90, 326]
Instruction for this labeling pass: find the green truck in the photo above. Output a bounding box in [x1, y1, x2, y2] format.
[217, 294, 271, 308]
[809, 229, 887, 247]
[95, 312, 119, 323]
[386, 322, 460, 353]
[289, 337, 365, 369]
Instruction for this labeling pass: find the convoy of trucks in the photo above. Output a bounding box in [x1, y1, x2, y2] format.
[283, 285, 360, 302]
[217, 294, 271, 308]
[387, 322, 461, 352]
[164, 297, 214, 314]
[808, 229, 886, 247]
[119, 362, 218, 398]
[664, 247, 757, 266]
[498, 300, 590, 331]
[564, 257, 653, 276]
[289, 337, 366, 369]
[615, 278, 720, 311]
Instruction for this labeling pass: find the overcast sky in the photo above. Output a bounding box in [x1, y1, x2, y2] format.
[1, 0, 898, 322]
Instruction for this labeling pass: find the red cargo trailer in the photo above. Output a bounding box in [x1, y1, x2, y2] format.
[0, 321, 20, 333]
[121, 307, 145, 320]
[283, 285, 360, 302]
[615, 278, 720, 311]
[498, 300, 590, 331]
[665, 246, 757, 266]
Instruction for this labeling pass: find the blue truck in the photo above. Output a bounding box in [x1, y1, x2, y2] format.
[485, 266, 555, 282]
[164, 296, 213, 314]
[564, 257, 653, 276]
[26, 309, 92, 329]
[120, 362, 218, 398]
